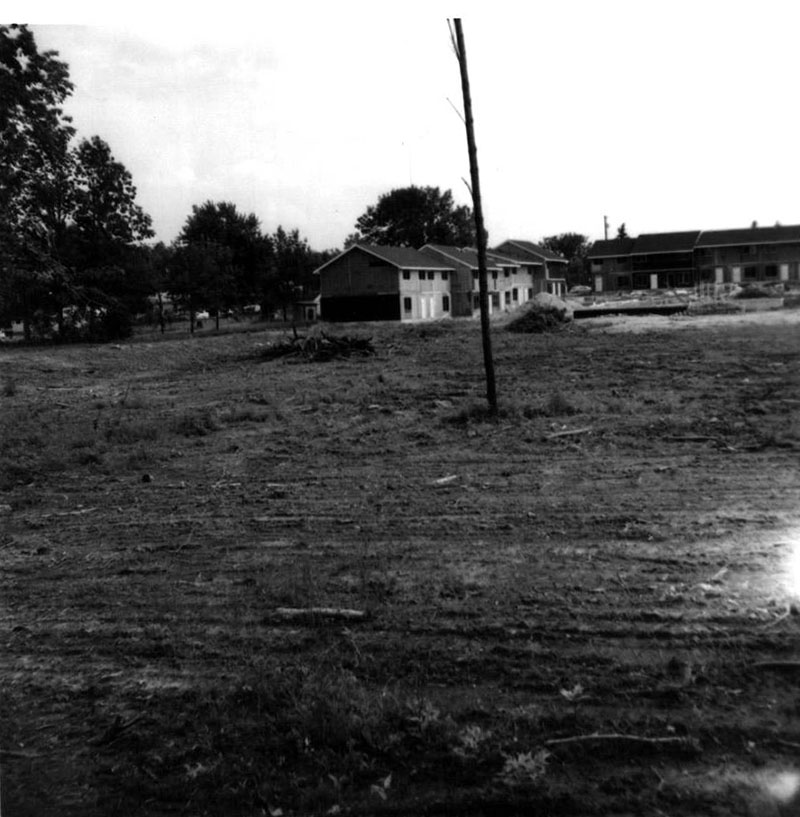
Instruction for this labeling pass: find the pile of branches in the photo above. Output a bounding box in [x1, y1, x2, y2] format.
[506, 306, 571, 334]
[262, 330, 375, 362]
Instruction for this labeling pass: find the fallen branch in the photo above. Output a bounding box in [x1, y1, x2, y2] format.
[544, 733, 700, 756]
[43, 507, 97, 518]
[90, 714, 145, 747]
[274, 607, 368, 622]
[759, 606, 793, 629]
[665, 435, 719, 443]
[0, 749, 44, 759]
[665, 435, 737, 452]
[544, 427, 592, 440]
[752, 661, 800, 673]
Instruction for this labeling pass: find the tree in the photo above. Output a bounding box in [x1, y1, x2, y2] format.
[265, 226, 329, 320]
[616, 223, 629, 240]
[176, 201, 272, 319]
[167, 241, 234, 332]
[0, 24, 75, 338]
[72, 136, 153, 261]
[541, 232, 591, 288]
[1, 28, 155, 342]
[451, 18, 496, 416]
[351, 185, 476, 248]
[59, 136, 155, 339]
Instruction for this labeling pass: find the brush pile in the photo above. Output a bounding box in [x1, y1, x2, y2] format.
[506, 294, 574, 333]
[261, 330, 375, 362]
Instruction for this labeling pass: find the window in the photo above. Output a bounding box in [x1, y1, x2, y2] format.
[491, 270, 498, 280]
[402, 270, 410, 280]
[504, 291, 511, 305]
[427, 271, 435, 280]
[403, 297, 413, 313]
[512, 288, 519, 302]
[442, 271, 449, 281]
[528, 288, 533, 299]
[744, 266, 758, 280]
[764, 264, 778, 278]
[491, 292, 500, 309]
[442, 295, 450, 312]
[418, 271, 425, 280]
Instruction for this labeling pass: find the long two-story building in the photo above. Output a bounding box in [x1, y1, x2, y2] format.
[589, 224, 800, 292]
[315, 240, 568, 322]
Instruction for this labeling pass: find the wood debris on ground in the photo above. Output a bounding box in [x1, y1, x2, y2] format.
[261, 330, 374, 362]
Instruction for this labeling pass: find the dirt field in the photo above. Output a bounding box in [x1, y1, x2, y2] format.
[1, 309, 799, 816]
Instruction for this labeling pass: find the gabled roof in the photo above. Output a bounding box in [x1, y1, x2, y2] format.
[494, 239, 566, 264]
[696, 224, 800, 247]
[630, 231, 701, 255]
[313, 243, 454, 275]
[486, 250, 527, 267]
[587, 238, 636, 258]
[421, 244, 506, 271]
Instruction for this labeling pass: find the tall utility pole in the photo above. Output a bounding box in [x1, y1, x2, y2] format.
[452, 18, 497, 416]
[604, 215, 609, 240]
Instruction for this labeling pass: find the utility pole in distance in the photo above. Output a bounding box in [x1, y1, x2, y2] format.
[451, 18, 497, 416]
[604, 215, 609, 240]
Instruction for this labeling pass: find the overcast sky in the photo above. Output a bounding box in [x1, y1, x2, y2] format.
[16, 2, 800, 250]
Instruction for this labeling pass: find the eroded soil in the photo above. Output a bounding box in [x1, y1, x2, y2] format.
[1, 311, 799, 816]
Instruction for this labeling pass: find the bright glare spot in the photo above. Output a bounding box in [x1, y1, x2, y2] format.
[763, 770, 800, 804]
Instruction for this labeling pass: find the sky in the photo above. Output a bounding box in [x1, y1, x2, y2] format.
[12, 1, 800, 251]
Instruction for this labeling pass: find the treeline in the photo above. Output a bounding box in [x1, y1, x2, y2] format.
[162, 205, 334, 334]
[0, 25, 331, 342]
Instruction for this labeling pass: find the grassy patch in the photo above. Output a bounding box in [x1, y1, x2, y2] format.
[171, 407, 220, 437]
[104, 419, 162, 444]
[94, 661, 462, 815]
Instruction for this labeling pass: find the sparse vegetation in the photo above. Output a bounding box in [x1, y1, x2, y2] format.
[0, 312, 799, 816]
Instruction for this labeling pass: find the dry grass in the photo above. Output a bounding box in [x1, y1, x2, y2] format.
[0, 314, 799, 816]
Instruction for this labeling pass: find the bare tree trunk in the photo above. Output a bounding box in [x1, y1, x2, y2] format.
[453, 19, 497, 415]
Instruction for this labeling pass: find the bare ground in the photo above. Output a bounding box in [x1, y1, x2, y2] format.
[1, 310, 799, 816]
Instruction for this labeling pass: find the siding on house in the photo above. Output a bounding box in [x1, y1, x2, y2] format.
[420, 245, 490, 317]
[492, 240, 567, 296]
[316, 244, 455, 322]
[420, 245, 539, 316]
